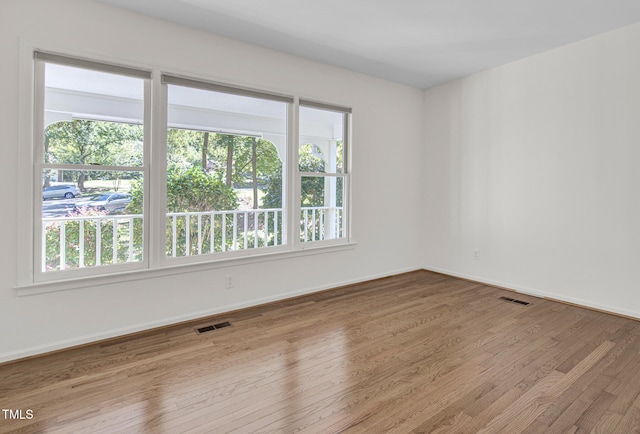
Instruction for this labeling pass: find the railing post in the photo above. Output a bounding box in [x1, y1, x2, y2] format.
[42, 221, 48, 272]
[232, 212, 238, 251]
[222, 213, 227, 252]
[303, 209, 308, 242]
[112, 218, 118, 265]
[185, 214, 191, 256]
[263, 211, 268, 246]
[273, 210, 280, 246]
[171, 215, 177, 258]
[197, 214, 202, 255]
[243, 211, 249, 250]
[128, 217, 134, 262]
[59, 221, 66, 271]
[96, 221, 102, 266]
[79, 220, 85, 268]
[210, 212, 215, 254]
[312, 209, 317, 241]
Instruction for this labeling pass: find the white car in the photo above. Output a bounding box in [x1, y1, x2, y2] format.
[42, 184, 80, 200]
[74, 193, 132, 213]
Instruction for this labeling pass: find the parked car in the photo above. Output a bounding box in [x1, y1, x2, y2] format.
[74, 193, 132, 213]
[42, 184, 80, 200]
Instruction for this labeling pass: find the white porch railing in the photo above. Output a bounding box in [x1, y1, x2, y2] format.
[166, 208, 284, 257]
[42, 213, 143, 272]
[42, 206, 343, 271]
[300, 206, 344, 242]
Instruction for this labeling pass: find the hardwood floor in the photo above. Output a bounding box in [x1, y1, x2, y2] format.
[2, 270, 640, 433]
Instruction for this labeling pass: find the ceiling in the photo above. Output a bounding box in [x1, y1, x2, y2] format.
[97, 0, 640, 89]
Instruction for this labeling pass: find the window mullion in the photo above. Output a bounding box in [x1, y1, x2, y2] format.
[32, 60, 46, 281]
[41, 163, 144, 172]
[288, 99, 301, 249]
[149, 71, 167, 269]
[344, 112, 351, 242]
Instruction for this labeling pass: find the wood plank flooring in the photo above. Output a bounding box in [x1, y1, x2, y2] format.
[2, 270, 640, 433]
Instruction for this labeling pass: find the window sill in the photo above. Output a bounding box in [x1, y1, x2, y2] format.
[14, 241, 357, 296]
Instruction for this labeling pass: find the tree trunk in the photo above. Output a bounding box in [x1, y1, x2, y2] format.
[202, 132, 209, 172]
[226, 137, 233, 188]
[77, 172, 85, 191]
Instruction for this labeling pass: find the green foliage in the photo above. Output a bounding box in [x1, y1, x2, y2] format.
[165, 166, 238, 256]
[128, 166, 240, 257]
[299, 143, 326, 173]
[223, 136, 282, 187]
[263, 143, 329, 208]
[261, 170, 284, 209]
[45, 120, 143, 165]
[167, 129, 283, 191]
[167, 166, 239, 212]
[44, 122, 343, 267]
[45, 120, 143, 189]
[128, 166, 239, 214]
[167, 129, 203, 170]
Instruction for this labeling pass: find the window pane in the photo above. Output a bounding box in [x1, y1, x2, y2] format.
[300, 176, 344, 242]
[41, 169, 143, 272]
[166, 85, 287, 258]
[299, 106, 344, 173]
[44, 64, 144, 166]
[39, 59, 147, 276]
[44, 120, 143, 166]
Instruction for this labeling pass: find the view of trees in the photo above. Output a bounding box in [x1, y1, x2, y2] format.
[159, 129, 285, 256]
[44, 120, 143, 190]
[44, 120, 340, 211]
[263, 142, 344, 208]
[44, 120, 289, 265]
[164, 128, 282, 210]
[43, 119, 342, 268]
[38, 58, 348, 273]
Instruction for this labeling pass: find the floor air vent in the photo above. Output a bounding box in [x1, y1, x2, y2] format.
[499, 296, 531, 306]
[195, 321, 233, 334]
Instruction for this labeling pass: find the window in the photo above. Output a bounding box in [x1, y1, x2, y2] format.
[34, 53, 149, 281]
[298, 101, 350, 244]
[27, 52, 351, 285]
[162, 75, 290, 260]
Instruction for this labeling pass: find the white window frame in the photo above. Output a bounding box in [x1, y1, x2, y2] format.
[296, 100, 352, 249]
[32, 52, 152, 283]
[158, 74, 295, 266]
[16, 48, 354, 293]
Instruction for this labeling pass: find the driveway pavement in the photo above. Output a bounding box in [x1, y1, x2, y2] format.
[42, 197, 83, 218]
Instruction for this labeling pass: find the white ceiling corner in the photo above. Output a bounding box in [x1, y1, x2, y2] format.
[96, 0, 640, 89]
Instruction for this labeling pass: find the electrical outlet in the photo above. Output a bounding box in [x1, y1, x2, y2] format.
[225, 274, 234, 289]
[473, 250, 480, 261]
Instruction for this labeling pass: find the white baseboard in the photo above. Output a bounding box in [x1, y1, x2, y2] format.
[8, 264, 634, 364]
[423, 265, 640, 321]
[0, 265, 424, 364]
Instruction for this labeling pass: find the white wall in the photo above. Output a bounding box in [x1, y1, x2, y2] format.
[0, 0, 424, 362]
[423, 23, 640, 318]
[6, 0, 637, 364]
